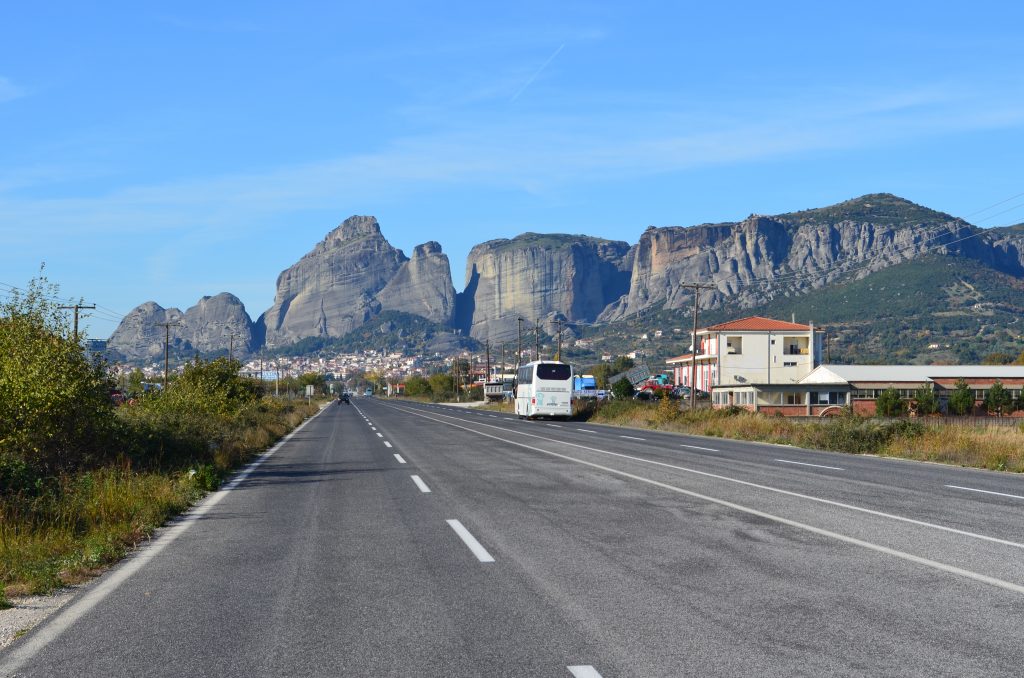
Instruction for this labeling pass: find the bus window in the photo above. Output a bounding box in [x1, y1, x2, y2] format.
[536, 363, 571, 380]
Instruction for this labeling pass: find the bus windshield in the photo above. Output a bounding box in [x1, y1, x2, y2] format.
[536, 363, 571, 381]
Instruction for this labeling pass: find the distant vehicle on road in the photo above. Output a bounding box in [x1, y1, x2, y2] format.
[338, 393, 350, 404]
[514, 360, 573, 419]
[364, 388, 373, 397]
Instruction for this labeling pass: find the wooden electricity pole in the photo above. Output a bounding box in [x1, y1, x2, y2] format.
[157, 321, 182, 390]
[534, 319, 540, 362]
[485, 340, 491, 382]
[555, 319, 563, 361]
[60, 303, 96, 342]
[517, 318, 525, 371]
[682, 283, 715, 410]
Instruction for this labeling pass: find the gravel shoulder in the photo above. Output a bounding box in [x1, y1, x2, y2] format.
[0, 588, 79, 651]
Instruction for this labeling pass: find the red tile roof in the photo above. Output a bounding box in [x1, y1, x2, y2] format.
[702, 316, 814, 332]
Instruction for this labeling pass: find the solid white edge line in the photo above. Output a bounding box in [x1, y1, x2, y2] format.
[776, 459, 845, 471]
[394, 453, 406, 464]
[446, 519, 495, 563]
[383, 441, 393, 448]
[382, 402, 1024, 552]
[947, 485, 1024, 500]
[384, 403, 1024, 595]
[0, 404, 331, 674]
[680, 443, 719, 452]
[568, 666, 603, 678]
[411, 475, 431, 493]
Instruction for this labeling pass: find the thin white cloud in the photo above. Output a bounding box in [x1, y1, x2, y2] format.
[0, 76, 25, 103]
[1, 82, 1022, 243]
[510, 43, 565, 102]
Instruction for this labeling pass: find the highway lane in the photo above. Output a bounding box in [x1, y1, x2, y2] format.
[3, 397, 1023, 676]
[399, 401, 1024, 543]
[379, 401, 1024, 586]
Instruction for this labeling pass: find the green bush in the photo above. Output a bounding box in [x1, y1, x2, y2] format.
[948, 378, 975, 416]
[875, 388, 906, 417]
[611, 378, 635, 399]
[0, 275, 117, 482]
[985, 380, 1013, 416]
[913, 386, 939, 416]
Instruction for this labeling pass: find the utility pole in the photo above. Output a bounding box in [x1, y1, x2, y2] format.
[517, 318, 525, 371]
[453, 356, 460, 403]
[555, 319, 563, 361]
[157, 321, 182, 391]
[60, 304, 96, 342]
[228, 332, 242, 362]
[681, 283, 715, 411]
[534, 319, 540, 362]
[485, 340, 491, 382]
[500, 343, 506, 378]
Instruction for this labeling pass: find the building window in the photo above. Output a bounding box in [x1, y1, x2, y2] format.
[786, 392, 805, 405]
[726, 336, 742, 355]
[810, 391, 846, 405]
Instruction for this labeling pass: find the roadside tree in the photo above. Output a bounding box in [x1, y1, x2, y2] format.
[948, 378, 975, 416]
[875, 388, 906, 417]
[985, 380, 1013, 416]
[913, 385, 939, 416]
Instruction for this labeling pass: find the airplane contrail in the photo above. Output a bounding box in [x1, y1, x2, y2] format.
[510, 43, 565, 102]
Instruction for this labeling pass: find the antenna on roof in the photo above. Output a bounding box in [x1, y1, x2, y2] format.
[792, 313, 796, 323]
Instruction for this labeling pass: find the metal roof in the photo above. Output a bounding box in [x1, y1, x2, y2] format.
[800, 364, 1024, 385]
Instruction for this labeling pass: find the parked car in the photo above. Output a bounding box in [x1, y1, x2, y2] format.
[633, 389, 657, 401]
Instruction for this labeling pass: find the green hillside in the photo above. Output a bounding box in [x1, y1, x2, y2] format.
[777, 193, 960, 228]
[566, 254, 1024, 367]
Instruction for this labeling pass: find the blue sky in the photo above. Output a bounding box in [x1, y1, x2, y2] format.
[3, 1, 1024, 338]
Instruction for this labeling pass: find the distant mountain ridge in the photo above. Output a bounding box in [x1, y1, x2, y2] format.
[107, 193, 1024, 362]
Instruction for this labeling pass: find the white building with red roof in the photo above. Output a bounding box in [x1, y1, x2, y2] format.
[666, 316, 824, 406]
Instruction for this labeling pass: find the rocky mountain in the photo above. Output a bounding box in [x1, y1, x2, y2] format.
[457, 233, 632, 340]
[108, 293, 255, 362]
[600, 194, 1024, 321]
[108, 302, 185, 361]
[180, 293, 255, 355]
[107, 195, 1024, 362]
[377, 241, 456, 325]
[258, 216, 410, 346]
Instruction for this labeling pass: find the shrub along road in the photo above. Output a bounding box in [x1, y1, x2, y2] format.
[3, 398, 1024, 676]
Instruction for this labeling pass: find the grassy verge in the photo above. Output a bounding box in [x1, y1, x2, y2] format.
[581, 399, 1024, 472]
[1, 398, 320, 600]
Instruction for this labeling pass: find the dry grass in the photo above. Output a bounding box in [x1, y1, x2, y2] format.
[586, 400, 1024, 472]
[1, 400, 320, 598]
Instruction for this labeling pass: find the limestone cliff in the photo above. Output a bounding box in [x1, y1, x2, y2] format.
[108, 294, 255, 362]
[261, 216, 409, 346]
[458, 233, 632, 340]
[376, 241, 456, 325]
[600, 194, 1003, 320]
[107, 302, 185, 361]
[180, 293, 255, 355]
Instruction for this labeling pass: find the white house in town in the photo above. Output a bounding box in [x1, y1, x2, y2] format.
[666, 316, 825, 404]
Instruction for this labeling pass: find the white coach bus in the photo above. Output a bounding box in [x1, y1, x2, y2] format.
[514, 360, 573, 419]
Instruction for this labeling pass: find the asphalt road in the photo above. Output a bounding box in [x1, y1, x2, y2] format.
[3, 398, 1023, 677]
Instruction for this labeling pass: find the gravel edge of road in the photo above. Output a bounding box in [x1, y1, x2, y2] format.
[0, 589, 79, 651]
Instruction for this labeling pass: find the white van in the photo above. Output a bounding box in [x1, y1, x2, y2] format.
[514, 361, 573, 419]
